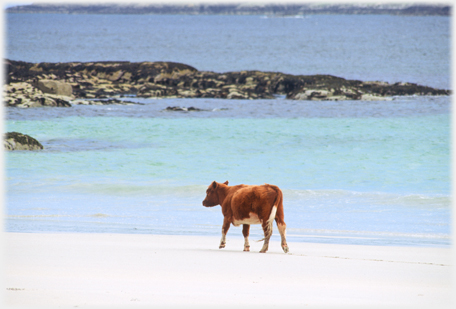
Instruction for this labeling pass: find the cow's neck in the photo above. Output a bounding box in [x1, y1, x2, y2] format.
[217, 185, 230, 206]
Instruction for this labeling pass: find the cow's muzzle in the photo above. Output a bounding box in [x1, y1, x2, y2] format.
[202, 199, 214, 207]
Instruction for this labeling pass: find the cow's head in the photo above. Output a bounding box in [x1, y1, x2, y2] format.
[202, 180, 229, 207]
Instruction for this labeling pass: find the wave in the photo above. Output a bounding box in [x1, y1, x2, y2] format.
[261, 15, 308, 19]
[8, 213, 111, 218]
[10, 180, 449, 208]
[63, 182, 208, 197]
[281, 228, 451, 247]
[283, 189, 450, 208]
[286, 228, 450, 240]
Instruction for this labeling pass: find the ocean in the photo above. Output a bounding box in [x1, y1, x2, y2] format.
[4, 13, 451, 247]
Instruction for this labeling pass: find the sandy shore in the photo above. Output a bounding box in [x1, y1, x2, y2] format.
[3, 232, 453, 307]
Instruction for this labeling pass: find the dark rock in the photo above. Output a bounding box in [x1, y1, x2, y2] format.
[47, 96, 72, 107]
[90, 99, 144, 105]
[4, 132, 44, 150]
[72, 98, 144, 105]
[165, 106, 206, 112]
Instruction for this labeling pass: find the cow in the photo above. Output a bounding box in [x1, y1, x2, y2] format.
[202, 180, 289, 253]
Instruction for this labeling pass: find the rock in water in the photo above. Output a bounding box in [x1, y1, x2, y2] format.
[4, 132, 44, 150]
[165, 106, 206, 111]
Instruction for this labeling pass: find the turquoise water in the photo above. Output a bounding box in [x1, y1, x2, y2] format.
[5, 13, 451, 246]
[6, 112, 450, 194]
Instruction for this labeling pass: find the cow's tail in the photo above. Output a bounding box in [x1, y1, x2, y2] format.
[257, 186, 281, 242]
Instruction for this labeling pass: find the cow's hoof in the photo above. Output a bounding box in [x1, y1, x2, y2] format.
[283, 246, 289, 253]
[219, 245, 225, 249]
[243, 247, 250, 252]
[259, 250, 267, 253]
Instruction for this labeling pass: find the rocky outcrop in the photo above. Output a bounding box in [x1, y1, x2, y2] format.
[4, 132, 44, 150]
[3, 59, 450, 107]
[5, 60, 200, 105]
[3, 82, 72, 107]
[285, 76, 449, 101]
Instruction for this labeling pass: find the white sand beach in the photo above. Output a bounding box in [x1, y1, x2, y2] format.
[3, 232, 453, 307]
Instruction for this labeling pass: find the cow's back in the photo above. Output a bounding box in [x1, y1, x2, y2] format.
[229, 184, 280, 224]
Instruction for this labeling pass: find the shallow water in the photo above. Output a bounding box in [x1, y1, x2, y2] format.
[6, 96, 451, 246]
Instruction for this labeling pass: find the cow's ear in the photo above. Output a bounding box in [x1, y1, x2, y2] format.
[212, 181, 217, 189]
[224, 180, 229, 185]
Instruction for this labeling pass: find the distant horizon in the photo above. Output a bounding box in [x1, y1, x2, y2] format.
[4, 2, 32, 9]
[5, 2, 451, 16]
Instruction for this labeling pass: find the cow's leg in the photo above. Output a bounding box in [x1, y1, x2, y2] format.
[219, 218, 231, 249]
[259, 205, 277, 253]
[242, 224, 250, 252]
[260, 222, 272, 253]
[259, 226, 271, 253]
[275, 218, 289, 253]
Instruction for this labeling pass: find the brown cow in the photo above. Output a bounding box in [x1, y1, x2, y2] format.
[202, 180, 289, 253]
